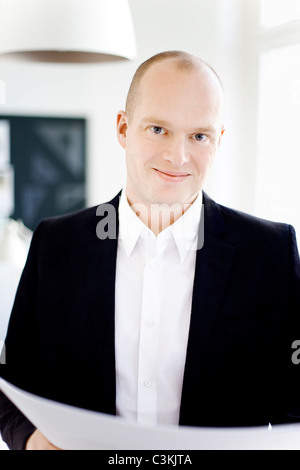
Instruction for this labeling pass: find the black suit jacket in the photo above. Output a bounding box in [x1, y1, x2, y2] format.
[1, 192, 300, 449]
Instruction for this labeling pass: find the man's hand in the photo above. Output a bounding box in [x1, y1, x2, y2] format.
[25, 429, 61, 450]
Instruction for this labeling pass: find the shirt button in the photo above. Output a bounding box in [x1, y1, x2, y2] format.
[144, 379, 152, 388]
[146, 319, 154, 327]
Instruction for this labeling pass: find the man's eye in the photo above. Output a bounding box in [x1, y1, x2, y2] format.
[194, 134, 208, 141]
[150, 126, 166, 135]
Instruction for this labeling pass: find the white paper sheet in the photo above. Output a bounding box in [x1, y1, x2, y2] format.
[1, 377, 300, 450]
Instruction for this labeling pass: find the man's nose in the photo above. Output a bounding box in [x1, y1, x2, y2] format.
[162, 137, 190, 166]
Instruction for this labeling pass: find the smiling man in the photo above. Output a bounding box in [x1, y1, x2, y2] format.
[117, 52, 225, 234]
[0, 51, 299, 450]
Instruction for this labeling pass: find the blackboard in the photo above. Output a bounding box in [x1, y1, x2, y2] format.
[0, 115, 86, 231]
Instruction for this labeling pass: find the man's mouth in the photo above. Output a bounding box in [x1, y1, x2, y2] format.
[154, 168, 190, 182]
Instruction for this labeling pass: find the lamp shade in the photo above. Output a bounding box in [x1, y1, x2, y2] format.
[0, 0, 137, 63]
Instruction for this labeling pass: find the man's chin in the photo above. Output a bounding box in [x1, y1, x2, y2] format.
[148, 189, 197, 208]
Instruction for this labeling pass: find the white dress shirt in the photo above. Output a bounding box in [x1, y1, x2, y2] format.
[115, 190, 202, 426]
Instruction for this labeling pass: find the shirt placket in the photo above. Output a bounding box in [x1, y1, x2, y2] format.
[137, 241, 163, 426]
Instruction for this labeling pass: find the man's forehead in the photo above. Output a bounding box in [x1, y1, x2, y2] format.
[139, 66, 221, 106]
[145, 57, 219, 83]
[128, 58, 224, 126]
[138, 59, 223, 106]
[141, 59, 203, 84]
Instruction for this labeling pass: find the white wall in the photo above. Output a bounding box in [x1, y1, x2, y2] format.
[0, 0, 296, 450]
[0, 0, 258, 214]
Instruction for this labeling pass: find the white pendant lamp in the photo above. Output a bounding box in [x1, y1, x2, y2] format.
[0, 0, 137, 63]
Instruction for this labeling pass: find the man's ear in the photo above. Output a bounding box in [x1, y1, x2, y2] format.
[218, 125, 225, 148]
[116, 110, 128, 149]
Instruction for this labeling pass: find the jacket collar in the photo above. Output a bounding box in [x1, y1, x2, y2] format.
[81, 192, 120, 415]
[118, 189, 203, 263]
[179, 192, 236, 424]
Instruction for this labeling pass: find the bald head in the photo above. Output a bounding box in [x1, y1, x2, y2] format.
[125, 50, 224, 121]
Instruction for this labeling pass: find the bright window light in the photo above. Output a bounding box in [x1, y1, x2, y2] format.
[256, 43, 300, 243]
[260, 0, 300, 29]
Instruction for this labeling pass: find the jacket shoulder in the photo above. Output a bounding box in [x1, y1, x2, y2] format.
[204, 192, 292, 250]
[32, 192, 121, 249]
[219, 203, 290, 236]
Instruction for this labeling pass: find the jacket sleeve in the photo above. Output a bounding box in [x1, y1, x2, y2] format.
[282, 225, 300, 422]
[0, 394, 35, 450]
[0, 222, 44, 449]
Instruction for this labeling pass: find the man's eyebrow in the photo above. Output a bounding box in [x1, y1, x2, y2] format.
[141, 117, 217, 133]
[192, 126, 217, 134]
[141, 117, 170, 127]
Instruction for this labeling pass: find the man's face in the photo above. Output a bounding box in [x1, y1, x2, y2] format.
[117, 60, 225, 210]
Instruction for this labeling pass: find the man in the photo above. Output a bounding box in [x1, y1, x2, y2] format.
[0, 50, 300, 450]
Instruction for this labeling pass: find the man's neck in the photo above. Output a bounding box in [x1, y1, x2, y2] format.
[126, 196, 198, 237]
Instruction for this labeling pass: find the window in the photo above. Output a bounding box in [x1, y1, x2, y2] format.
[260, 0, 300, 29]
[255, 0, 300, 243]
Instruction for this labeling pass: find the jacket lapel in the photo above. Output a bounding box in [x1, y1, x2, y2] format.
[179, 193, 236, 423]
[81, 192, 120, 414]
[81, 191, 236, 419]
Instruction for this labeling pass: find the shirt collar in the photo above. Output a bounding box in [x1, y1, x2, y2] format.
[118, 189, 202, 262]
[170, 190, 202, 261]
